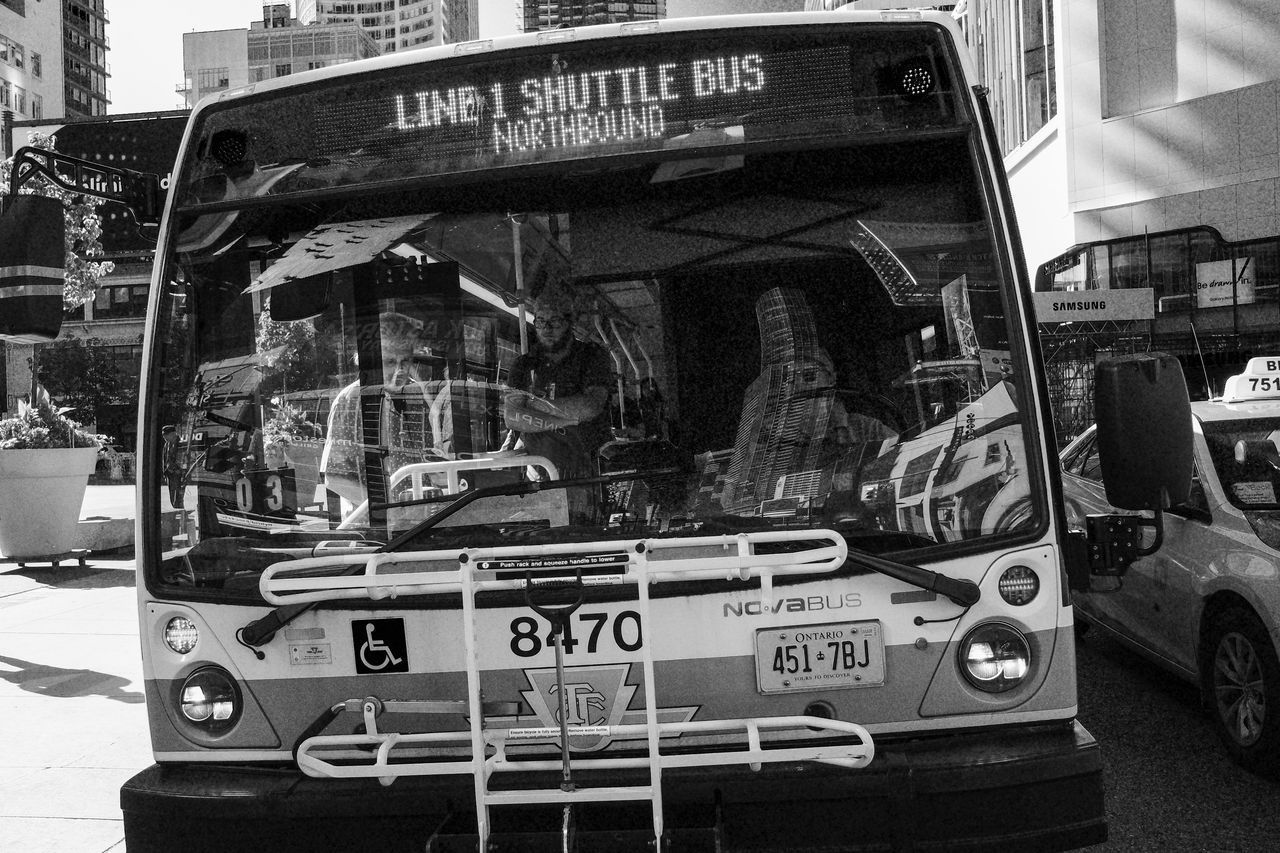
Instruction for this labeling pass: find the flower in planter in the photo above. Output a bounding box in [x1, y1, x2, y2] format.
[0, 384, 103, 450]
[263, 399, 322, 449]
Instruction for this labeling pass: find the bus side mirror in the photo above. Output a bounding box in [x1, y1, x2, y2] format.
[1095, 352, 1193, 511]
[1066, 353, 1193, 588]
[0, 195, 67, 343]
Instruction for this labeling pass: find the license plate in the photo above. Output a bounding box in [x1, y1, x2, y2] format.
[755, 621, 885, 694]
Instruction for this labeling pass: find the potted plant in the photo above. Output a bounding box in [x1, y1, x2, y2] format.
[262, 399, 324, 504]
[0, 385, 104, 559]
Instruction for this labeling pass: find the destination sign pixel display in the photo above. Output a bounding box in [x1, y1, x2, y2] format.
[183, 27, 961, 203]
[313, 43, 853, 168]
[391, 53, 766, 157]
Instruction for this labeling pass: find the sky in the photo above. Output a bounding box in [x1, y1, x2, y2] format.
[104, 1, 795, 115]
[106, 1, 520, 115]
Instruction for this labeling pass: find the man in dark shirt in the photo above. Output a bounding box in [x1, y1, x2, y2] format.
[503, 290, 613, 523]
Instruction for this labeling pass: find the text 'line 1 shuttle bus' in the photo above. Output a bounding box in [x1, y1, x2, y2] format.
[0, 9, 1193, 853]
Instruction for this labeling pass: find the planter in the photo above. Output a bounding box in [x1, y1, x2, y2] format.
[0, 447, 99, 558]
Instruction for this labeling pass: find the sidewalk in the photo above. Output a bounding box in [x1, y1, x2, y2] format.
[1, 486, 148, 852]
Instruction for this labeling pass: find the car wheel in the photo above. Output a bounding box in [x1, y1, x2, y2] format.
[1205, 606, 1280, 777]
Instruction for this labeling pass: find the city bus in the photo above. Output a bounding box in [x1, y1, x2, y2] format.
[0, 9, 1191, 852]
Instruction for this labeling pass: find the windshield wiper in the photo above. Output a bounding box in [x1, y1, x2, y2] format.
[239, 468, 682, 649]
[840, 544, 980, 607]
[241, 466, 978, 650]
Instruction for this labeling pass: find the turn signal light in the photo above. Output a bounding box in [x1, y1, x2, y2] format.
[163, 616, 199, 654]
[997, 565, 1040, 606]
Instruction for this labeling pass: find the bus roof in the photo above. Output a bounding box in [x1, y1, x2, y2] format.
[189, 9, 973, 116]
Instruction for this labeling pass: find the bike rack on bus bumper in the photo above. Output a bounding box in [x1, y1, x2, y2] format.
[260, 529, 875, 849]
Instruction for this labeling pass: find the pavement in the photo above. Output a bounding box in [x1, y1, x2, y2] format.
[1, 485, 148, 853]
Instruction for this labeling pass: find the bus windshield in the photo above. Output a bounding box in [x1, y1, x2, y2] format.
[149, 25, 1041, 595]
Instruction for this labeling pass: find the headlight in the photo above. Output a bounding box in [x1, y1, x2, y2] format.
[163, 616, 199, 654]
[960, 622, 1031, 693]
[179, 667, 241, 731]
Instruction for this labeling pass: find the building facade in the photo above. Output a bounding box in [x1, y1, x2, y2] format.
[808, 1, 1280, 444]
[1, 0, 64, 125]
[179, 4, 380, 109]
[671, 1, 804, 14]
[1001, 1, 1280, 440]
[302, 1, 480, 55]
[62, 0, 110, 117]
[518, 1, 666, 32]
[179, 9, 379, 109]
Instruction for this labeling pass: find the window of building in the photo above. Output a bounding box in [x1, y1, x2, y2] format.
[31, 50, 40, 77]
[1021, 0, 1054, 138]
[101, 343, 145, 386]
[275, 63, 293, 77]
[13, 85, 24, 115]
[93, 285, 149, 320]
[31, 93, 41, 119]
[197, 67, 230, 91]
[966, 0, 1059, 155]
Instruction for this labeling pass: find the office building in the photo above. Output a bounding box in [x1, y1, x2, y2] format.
[179, 3, 379, 109]
[63, 0, 110, 117]
[518, 1, 666, 32]
[810, 1, 1280, 442]
[0, 0, 64, 125]
[1002, 1, 1280, 437]
[301, 1, 480, 54]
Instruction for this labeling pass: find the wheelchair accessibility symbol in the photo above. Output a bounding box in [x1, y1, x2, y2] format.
[351, 618, 409, 674]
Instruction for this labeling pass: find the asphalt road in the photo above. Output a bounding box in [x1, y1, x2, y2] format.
[1074, 624, 1280, 852]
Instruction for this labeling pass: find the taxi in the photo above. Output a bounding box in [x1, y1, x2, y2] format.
[1061, 357, 1280, 777]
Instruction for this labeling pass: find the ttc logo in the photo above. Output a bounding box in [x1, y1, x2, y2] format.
[552, 682, 607, 727]
[489, 664, 698, 751]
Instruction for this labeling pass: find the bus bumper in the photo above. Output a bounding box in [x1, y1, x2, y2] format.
[121, 720, 1105, 852]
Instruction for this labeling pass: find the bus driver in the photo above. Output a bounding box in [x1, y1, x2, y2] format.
[502, 289, 613, 524]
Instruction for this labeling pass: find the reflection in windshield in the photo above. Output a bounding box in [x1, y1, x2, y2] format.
[152, 143, 1037, 592]
[1203, 418, 1280, 510]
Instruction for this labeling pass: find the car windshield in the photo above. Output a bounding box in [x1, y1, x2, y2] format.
[1202, 416, 1280, 510]
[150, 134, 1040, 596]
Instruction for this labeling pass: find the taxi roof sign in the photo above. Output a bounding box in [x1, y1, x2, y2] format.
[1222, 357, 1280, 403]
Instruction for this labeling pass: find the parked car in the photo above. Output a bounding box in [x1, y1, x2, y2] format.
[1062, 357, 1280, 777]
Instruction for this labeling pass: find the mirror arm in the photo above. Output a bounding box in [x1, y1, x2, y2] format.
[8, 146, 163, 227]
[1135, 507, 1164, 557]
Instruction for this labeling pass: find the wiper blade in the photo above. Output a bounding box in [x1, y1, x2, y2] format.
[240, 467, 682, 648]
[842, 544, 980, 607]
[382, 467, 683, 551]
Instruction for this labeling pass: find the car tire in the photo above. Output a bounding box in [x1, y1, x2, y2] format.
[1204, 606, 1280, 777]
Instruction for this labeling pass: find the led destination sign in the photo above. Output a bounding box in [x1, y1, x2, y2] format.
[188, 28, 960, 202]
[391, 54, 767, 156]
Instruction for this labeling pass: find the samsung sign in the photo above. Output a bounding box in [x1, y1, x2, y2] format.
[1031, 288, 1155, 323]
